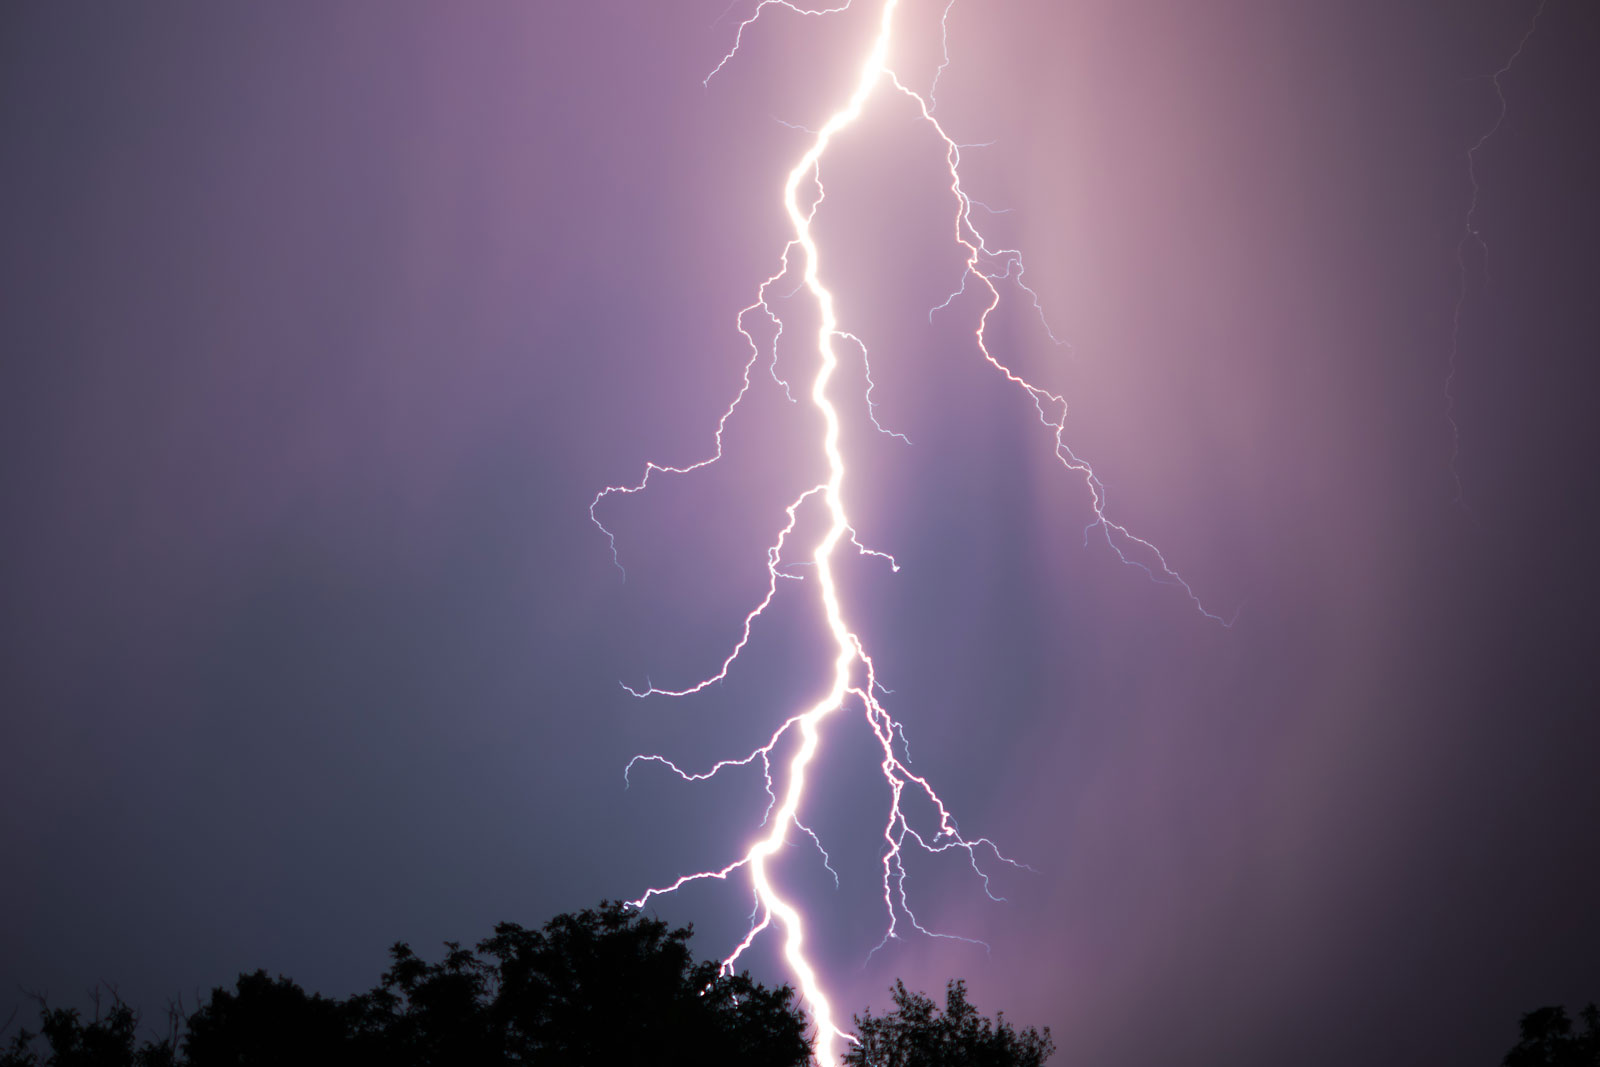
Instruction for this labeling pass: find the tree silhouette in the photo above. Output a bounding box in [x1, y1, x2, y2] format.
[1503, 1004, 1600, 1067]
[470, 904, 811, 1066]
[0, 992, 176, 1067]
[845, 979, 1053, 1067]
[343, 902, 812, 1066]
[184, 971, 350, 1066]
[1, 902, 811, 1066]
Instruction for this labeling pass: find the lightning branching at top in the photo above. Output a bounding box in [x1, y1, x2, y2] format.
[590, 2, 1226, 1063]
[1445, 0, 1546, 506]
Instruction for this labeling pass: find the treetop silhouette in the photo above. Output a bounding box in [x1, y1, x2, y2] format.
[845, 978, 1054, 1067]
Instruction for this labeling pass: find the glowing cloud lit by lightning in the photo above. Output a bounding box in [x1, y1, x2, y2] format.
[591, 2, 1226, 1063]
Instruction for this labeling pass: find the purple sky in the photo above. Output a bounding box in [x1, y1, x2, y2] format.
[2, 2, 1596, 1064]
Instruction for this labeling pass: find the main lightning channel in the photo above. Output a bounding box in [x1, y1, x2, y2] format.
[594, 3, 1227, 1065]
[634, 6, 902, 1063]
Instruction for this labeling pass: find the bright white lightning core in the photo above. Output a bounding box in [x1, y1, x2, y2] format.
[591, 2, 1224, 1064]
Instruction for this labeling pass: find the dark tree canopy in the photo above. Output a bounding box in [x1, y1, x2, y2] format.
[1, 903, 811, 1067]
[184, 971, 351, 1066]
[0, 996, 176, 1067]
[345, 902, 814, 1067]
[845, 979, 1053, 1067]
[1503, 1004, 1600, 1067]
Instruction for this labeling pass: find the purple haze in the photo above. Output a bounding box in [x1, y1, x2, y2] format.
[1, 2, 1596, 1065]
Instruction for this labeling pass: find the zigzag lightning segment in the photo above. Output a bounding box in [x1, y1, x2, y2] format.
[590, 3, 1224, 1063]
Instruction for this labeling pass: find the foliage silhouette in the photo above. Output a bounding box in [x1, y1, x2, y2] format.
[0, 902, 811, 1067]
[0, 994, 176, 1067]
[1502, 1004, 1600, 1067]
[184, 971, 351, 1066]
[845, 979, 1053, 1067]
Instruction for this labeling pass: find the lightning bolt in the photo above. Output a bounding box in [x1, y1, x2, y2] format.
[1445, 0, 1546, 506]
[591, 3, 1227, 1063]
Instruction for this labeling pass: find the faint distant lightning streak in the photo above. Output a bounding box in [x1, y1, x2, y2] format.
[1445, 0, 1546, 505]
[594, 1, 1225, 1064]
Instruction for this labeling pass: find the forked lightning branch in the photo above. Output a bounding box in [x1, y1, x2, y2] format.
[589, 2, 1222, 1064]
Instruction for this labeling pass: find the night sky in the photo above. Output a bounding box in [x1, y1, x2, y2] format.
[3, 2, 1597, 1064]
